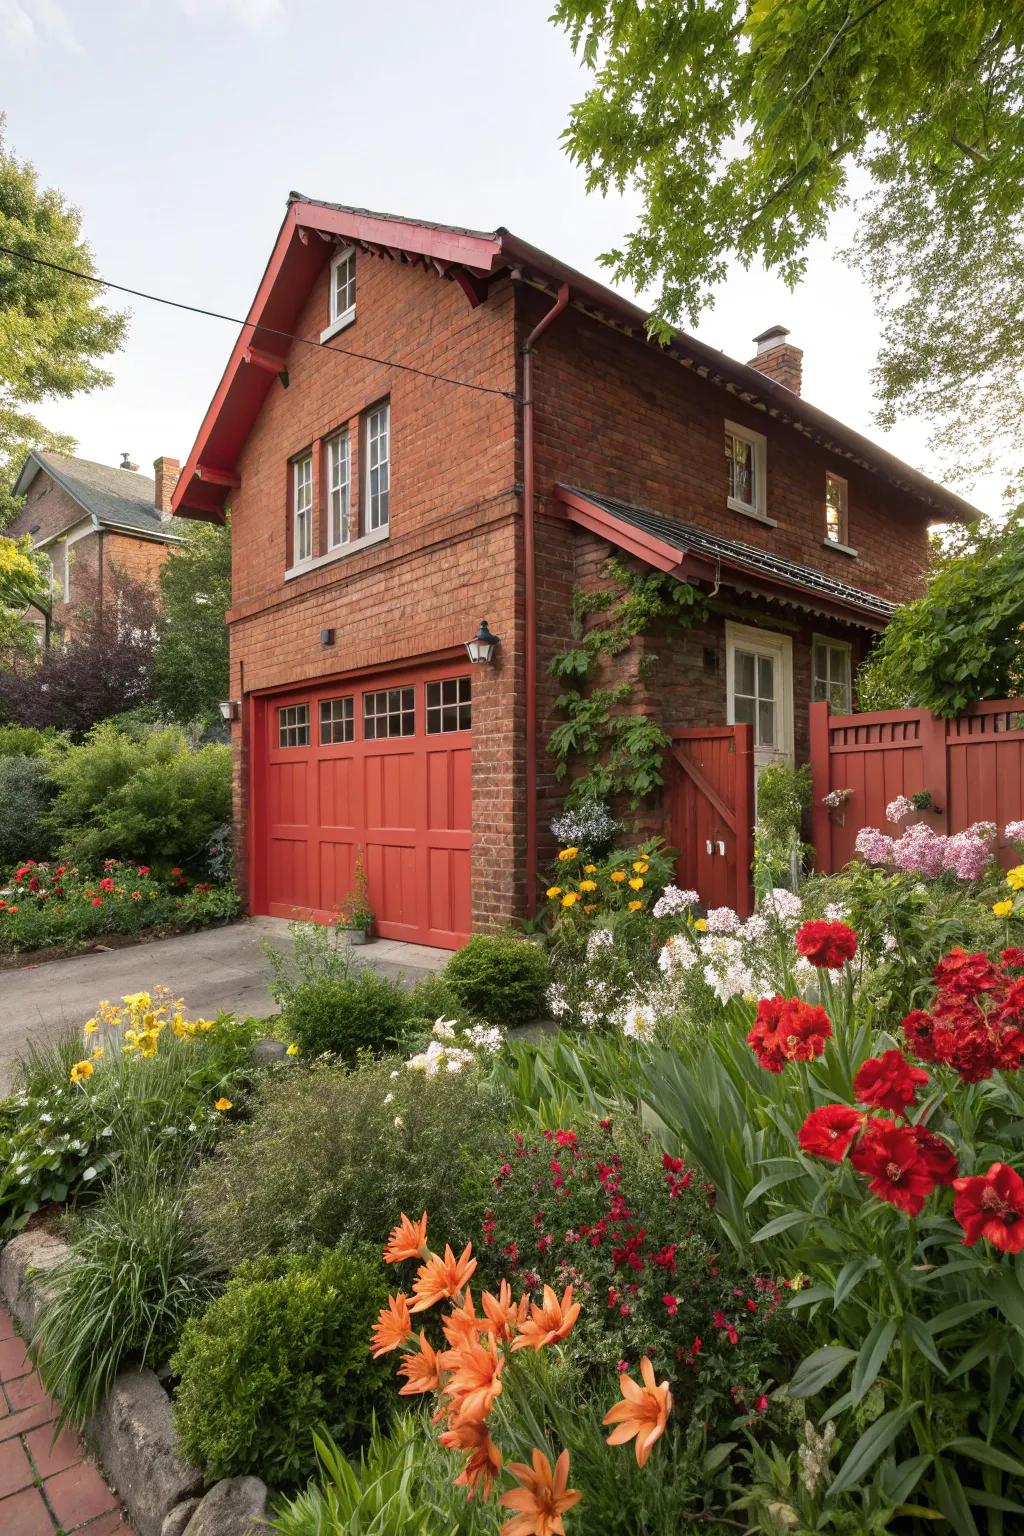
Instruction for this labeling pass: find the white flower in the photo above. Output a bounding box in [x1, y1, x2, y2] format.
[384, 1092, 395, 1105]
[886, 794, 914, 824]
[432, 1017, 457, 1040]
[760, 888, 803, 922]
[394, 1115, 405, 1130]
[389, 1070, 399, 1079]
[466, 1024, 504, 1054]
[618, 1000, 656, 1042]
[705, 906, 740, 933]
[823, 903, 849, 922]
[658, 934, 697, 975]
[586, 928, 614, 957]
[547, 983, 570, 1019]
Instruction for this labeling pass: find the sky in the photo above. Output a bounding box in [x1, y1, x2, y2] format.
[0, 0, 1000, 515]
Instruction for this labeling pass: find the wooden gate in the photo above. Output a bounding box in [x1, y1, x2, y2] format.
[666, 725, 754, 917]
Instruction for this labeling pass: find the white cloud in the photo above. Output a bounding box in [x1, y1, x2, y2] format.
[0, 0, 81, 54]
[178, 0, 284, 27]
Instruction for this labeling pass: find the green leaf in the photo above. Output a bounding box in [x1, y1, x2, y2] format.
[751, 1210, 809, 1242]
[927, 1299, 995, 1336]
[744, 1168, 805, 1207]
[850, 1317, 898, 1406]
[702, 1441, 736, 1473]
[931, 1459, 981, 1536]
[785, 1345, 858, 1399]
[943, 1439, 1024, 1478]
[834, 1256, 879, 1308]
[986, 1270, 1024, 1333]
[827, 1404, 920, 1498]
[904, 1315, 946, 1374]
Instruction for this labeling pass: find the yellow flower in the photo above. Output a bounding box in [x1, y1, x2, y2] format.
[993, 899, 1014, 917]
[70, 1060, 94, 1084]
[546, 886, 563, 899]
[84, 1019, 99, 1035]
[628, 900, 644, 912]
[561, 892, 579, 908]
[692, 918, 708, 932]
[579, 879, 597, 893]
[610, 871, 627, 884]
[286, 1043, 300, 1056]
[136, 1030, 160, 1059]
[558, 847, 580, 862]
[632, 861, 649, 874]
[583, 864, 597, 874]
[196, 1019, 215, 1032]
[1008, 866, 1024, 892]
[628, 877, 644, 891]
[91, 1046, 104, 1060]
[213, 1097, 233, 1113]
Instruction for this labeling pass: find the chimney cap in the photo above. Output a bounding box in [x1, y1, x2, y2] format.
[119, 452, 139, 472]
[753, 324, 792, 353]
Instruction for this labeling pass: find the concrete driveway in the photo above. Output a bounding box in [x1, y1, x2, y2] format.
[0, 918, 448, 1093]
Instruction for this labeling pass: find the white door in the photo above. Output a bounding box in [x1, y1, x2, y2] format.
[725, 623, 794, 775]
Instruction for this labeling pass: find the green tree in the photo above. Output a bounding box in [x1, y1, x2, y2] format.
[856, 510, 1024, 715]
[151, 517, 231, 725]
[0, 532, 51, 646]
[554, 2, 1023, 487]
[0, 118, 127, 525]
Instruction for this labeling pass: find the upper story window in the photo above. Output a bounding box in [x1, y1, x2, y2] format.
[364, 402, 390, 532]
[321, 247, 356, 340]
[825, 472, 849, 547]
[725, 420, 768, 521]
[326, 431, 351, 549]
[813, 637, 852, 714]
[292, 453, 313, 564]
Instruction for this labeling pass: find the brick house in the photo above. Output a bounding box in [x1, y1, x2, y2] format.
[7, 452, 187, 642]
[172, 195, 978, 947]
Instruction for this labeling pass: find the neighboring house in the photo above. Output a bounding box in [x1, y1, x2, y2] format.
[172, 195, 980, 948]
[7, 452, 187, 641]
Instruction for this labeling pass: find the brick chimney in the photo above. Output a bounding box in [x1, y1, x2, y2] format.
[153, 456, 181, 521]
[748, 325, 803, 395]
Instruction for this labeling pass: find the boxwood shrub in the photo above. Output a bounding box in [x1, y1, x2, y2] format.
[441, 933, 548, 1026]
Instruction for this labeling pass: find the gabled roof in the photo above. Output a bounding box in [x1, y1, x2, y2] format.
[556, 485, 896, 630]
[172, 193, 981, 528]
[13, 452, 187, 543]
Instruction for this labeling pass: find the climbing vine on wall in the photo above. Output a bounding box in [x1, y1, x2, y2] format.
[547, 556, 708, 806]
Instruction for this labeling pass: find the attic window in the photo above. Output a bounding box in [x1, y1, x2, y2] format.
[321, 247, 356, 341]
[825, 471, 849, 547]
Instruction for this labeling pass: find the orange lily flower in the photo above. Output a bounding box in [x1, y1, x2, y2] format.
[443, 1288, 485, 1351]
[369, 1292, 414, 1357]
[397, 1331, 442, 1396]
[440, 1417, 503, 1502]
[411, 1241, 478, 1312]
[443, 1334, 505, 1423]
[481, 1280, 529, 1343]
[510, 1284, 581, 1352]
[384, 1210, 429, 1264]
[603, 1355, 673, 1467]
[499, 1448, 581, 1536]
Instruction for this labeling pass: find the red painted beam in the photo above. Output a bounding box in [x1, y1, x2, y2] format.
[196, 465, 242, 488]
[244, 346, 288, 377]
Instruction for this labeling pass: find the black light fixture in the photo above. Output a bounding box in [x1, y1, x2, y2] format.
[320, 628, 336, 648]
[466, 618, 500, 665]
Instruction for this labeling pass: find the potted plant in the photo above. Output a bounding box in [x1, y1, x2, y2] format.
[335, 849, 373, 944]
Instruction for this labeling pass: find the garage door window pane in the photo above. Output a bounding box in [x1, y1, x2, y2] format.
[320, 696, 354, 745]
[278, 704, 309, 748]
[363, 687, 415, 739]
[426, 677, 471, 734]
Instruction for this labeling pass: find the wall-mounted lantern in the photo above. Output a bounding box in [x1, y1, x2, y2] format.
[219, 700, 241, 722]
[465, 619, 501, 665]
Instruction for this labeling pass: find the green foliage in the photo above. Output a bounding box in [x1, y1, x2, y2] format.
[33, 1168, 217, 1428]
[857, 512, 1024, 714]
[552, 2, 1023, 487]
[172, 1245, 393, 1487]
[753, 763, 813, 895]
[0, 119, 126, 525]
[0, 754, 55, 868]
[46, 722, 231, 871]
[0, 723, 62, 757]
[441, 933, 549, 1027]
[264, 919, 354, 1010]
[547, 558, 706, 807]
[189, 1057, 513, 1267]
[0, 533, 51, 618]
[152, 518, 231, 727]
[283, 970, 410, 1061]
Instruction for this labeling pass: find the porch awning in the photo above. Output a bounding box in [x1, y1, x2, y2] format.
[554, 485, 897, 631]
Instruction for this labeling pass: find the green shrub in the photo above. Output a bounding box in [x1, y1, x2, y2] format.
[33, 1169, 217, 1427]
[46, 722, 231, 873]
[283, 969, 410, 1060]
[0, 756, 56, 869]
[172, 1245, 392, 1487]
[441, 933, 548, 1026]
[190, 1057, 513, 1267]
[0, 724, 62, 758]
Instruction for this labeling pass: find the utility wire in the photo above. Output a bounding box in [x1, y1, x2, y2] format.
[0, 243, 519, 401]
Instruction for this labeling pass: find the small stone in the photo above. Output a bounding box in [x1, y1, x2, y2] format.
[0, 1230, 68, 1334]
[250, 1038, 288, 1064]
[161, 1499, 201, 1536]
[182, 1476, 270, 1536]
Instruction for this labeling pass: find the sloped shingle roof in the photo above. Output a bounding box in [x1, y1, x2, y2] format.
[15, 452, 187, 541]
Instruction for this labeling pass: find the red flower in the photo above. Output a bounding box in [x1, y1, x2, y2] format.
[849, 1120, 937, 1215]
[909, 1125, 958, 1186]
[170, 867, 183, 877]
[798, 1105, 865, 1162]
[90, 897, 104, 908]
[953, 1163, 1024, 1252]
[853, 1050, 929, 1113]
[795, 920, 858, 968]
[137, 865, 150, 874]
[748, 996, 831, 1071]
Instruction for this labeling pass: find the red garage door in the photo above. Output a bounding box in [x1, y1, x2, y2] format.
[252, 668, 473, 948]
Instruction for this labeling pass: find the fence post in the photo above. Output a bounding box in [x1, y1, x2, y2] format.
[809, 700, 832, 873]
[734, 721, 755, 918]
[920, 709, 950, 832]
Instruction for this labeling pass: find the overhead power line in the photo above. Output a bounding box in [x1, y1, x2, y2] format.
[0, 243, 518, 401]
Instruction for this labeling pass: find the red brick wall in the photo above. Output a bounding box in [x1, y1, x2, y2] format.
[226, 253, 522, 927]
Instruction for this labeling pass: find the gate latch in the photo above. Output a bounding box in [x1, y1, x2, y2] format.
[705, 840, 713, 855]
[717, 840, 726, 856]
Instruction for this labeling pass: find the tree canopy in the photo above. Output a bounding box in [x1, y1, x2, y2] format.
[0, 118, 126, 524]
[554, 2, 1024, 488]
[151, 517, 231, 727]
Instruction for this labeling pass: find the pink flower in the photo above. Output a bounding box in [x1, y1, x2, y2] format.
[886, 795, 914, 824]
[854, 827, 895, 865]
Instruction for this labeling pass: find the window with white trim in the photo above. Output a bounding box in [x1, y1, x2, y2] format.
[364, 686, 414, 739]
[825, 472, 848, 546]
[326, 431, 351, 549]
[426, 677, 471, 734]
[364, 403, 390, 531]
[278, 704, 310, 748]
[320, 696, 354, 745]
[329, 247, 356, 327]
[813, 637, 852, 713]
[293, 453, 313, 564]
[725, 420, 767, 519]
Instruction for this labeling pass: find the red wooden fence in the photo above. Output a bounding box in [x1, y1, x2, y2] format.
[809, 698, 1024, 874]
[666, 724, 754, 917]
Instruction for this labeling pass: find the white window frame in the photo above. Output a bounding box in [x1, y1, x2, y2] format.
[320, 246, 356, 341]
[725, 621, 794, 766]
[724, 420, 771, 524]
[812, 634, 853, 715]
[326, 430, 352, 550]
[364, 402, 390, 532]
[293, 453, 313, 565]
